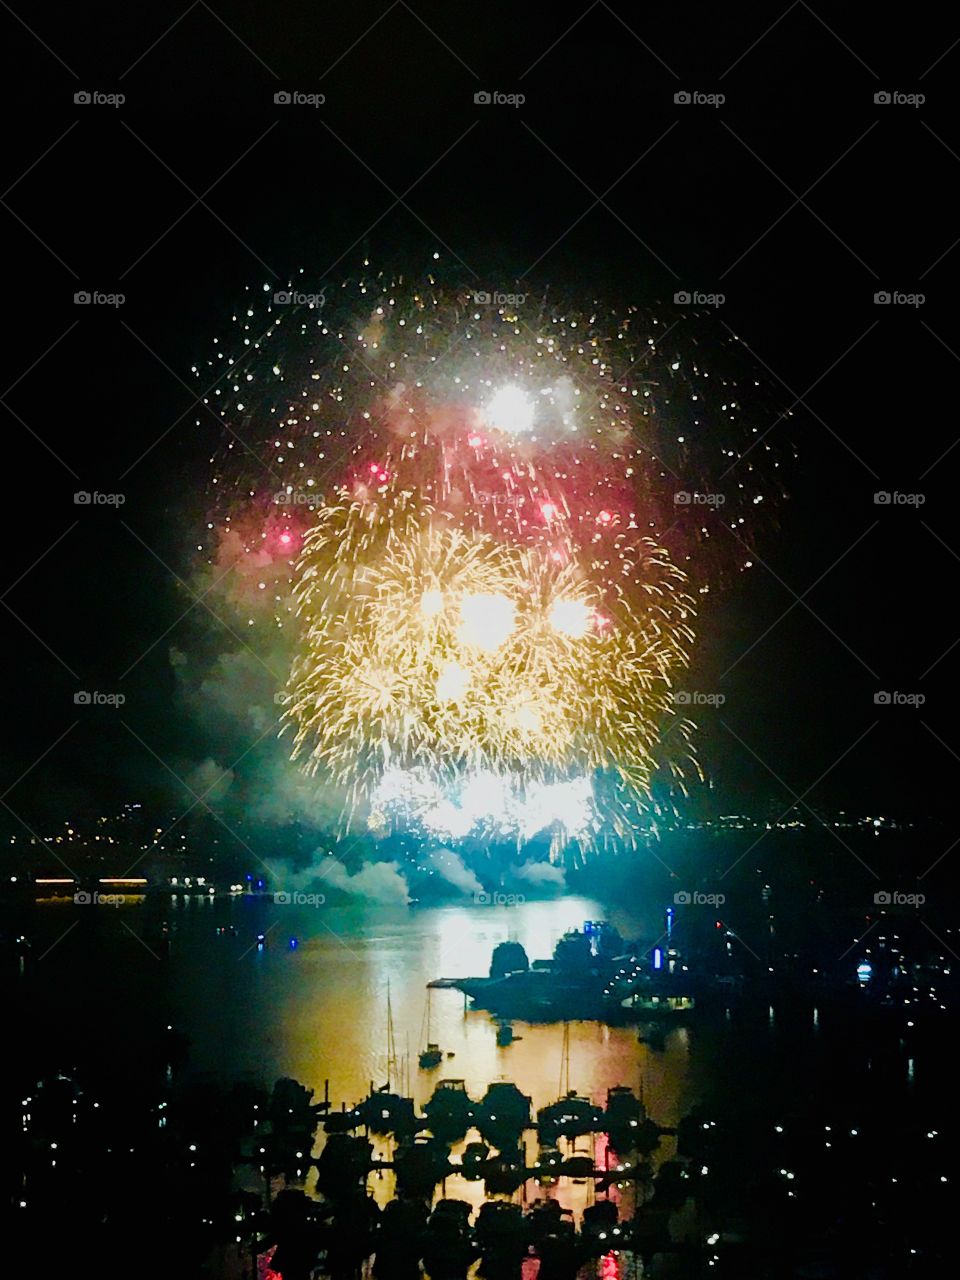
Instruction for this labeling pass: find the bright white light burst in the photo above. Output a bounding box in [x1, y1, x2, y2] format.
[420, 588, 444, 617]
[549, 597, 593, 638]
[436, 660, 470, 702]
[486, 384, 535, 435]
[457, 592, 516, 651]
[369, 767, 596, 844]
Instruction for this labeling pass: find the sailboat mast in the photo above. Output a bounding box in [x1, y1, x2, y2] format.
[386, 979, 399, 1091]
[558, 1021, 571, 1096]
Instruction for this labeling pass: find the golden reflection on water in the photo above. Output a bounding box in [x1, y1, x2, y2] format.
[172, 895, 694, 1219]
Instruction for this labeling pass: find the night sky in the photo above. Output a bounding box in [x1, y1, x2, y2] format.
[2, 1, 958, 832]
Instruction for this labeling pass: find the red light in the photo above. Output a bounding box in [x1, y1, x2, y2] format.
[467, 434, 483, 448]
[550, 549, 563, 563]
[279, 532, 292, 546]
[258, 1245, 282, 1280]
[600, 1253, 621, 1280]
[541, 502, 558, 521]
[597, 509, 613, 524]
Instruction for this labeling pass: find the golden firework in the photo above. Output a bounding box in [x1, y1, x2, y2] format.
[282, 490, 697, 843]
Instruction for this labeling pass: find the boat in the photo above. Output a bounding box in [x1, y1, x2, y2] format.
[356, 1089, 418, 1136]
[475, 1081, 532, 1147]
[419, 1043, 443, 1069]
[393, 1136, 452, 1197]
[418, 988, 444, 1070]
[423, 1078, 473, 1141]
[430, 918, 709, 1023]
[533, 1145, 562, 1183]
[605, 1083, 644, 1131]
[537, 1091, 606, 1143]
[314, 1132, 373, 1197]
[475, 1201, 525, 1272]
[605, 1084, 661, 1155]
[482, 1144, 527, 1194]
[459, 1140, 490, 1179]
[422, 1200, 477, 1277]
[323, 1103, 363, 1134]
[538, 1025, 605, 1142]
[430, 922, 636, 1020]
[561, 1153, 596, 1179]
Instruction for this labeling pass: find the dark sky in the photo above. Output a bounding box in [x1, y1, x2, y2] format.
[1, 1, 958, 830]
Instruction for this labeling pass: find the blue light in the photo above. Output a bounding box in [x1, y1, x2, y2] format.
[653, 947, 663, 971]
[856, 961, 872, 984]
[289, 938, 298, 950]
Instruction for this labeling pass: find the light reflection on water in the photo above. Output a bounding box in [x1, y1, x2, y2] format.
[168, 895, 692, 1215]
[170, 896, 689, 1112]
[28, 891, 935, 1232]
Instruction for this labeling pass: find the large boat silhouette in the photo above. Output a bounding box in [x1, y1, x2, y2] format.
[430, 921, 696, 1021]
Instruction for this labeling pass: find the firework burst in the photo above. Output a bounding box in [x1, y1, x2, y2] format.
[197, 260, 786, 855]
[281, 490, 697, 850]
